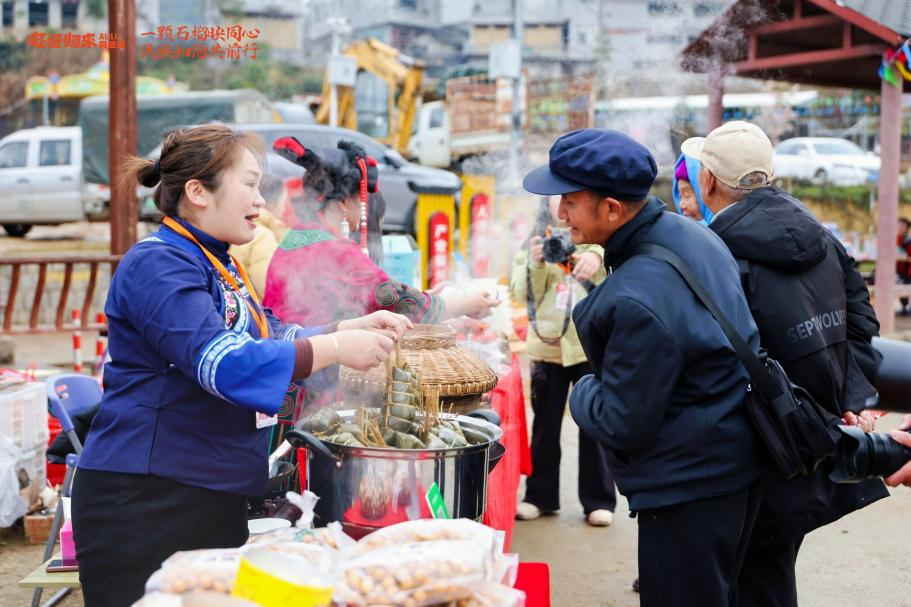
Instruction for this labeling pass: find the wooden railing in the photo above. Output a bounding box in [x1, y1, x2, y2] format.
[0, 255, 122, 334]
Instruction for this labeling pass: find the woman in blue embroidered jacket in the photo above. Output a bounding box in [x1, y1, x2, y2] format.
[72, 125, 411, 607]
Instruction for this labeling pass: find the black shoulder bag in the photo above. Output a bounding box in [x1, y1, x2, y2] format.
[635, 243, 837, 480]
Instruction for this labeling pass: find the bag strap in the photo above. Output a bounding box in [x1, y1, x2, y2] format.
[634, 243, 783, 401]
[526, 262, 573, 345]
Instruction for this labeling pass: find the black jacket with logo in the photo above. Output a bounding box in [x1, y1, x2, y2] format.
[710, 186, 888, 543]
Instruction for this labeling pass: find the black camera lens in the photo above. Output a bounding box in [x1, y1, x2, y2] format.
[830, 424, 911, 483]
[542, 233, 576, 265]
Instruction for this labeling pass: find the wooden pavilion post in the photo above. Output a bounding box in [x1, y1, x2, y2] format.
[707, 66, 724, 130]
[873, 78, 902, 336]
[108, 0, 137, 255]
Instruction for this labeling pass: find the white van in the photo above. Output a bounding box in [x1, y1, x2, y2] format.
[0, 126, 90, 237]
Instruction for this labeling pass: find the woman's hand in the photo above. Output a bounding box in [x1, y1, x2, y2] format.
[334, 330, 394, 371]
[463, 291, 500, 319]
[572, 251, 602, 282]
[338, 311, 413, 340]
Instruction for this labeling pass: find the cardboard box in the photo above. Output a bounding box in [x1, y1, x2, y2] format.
[382, 235, 421, 290]
[24, 512, 53, 545]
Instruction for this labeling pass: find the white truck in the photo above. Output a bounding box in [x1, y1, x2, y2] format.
[0, 126, 108, 237]
[407, 77, 518, 169]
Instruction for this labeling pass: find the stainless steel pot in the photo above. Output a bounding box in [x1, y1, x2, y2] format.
[285, 409, 504, 538]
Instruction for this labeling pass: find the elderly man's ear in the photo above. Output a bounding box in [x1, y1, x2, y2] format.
[602, 197, 626, 222]
[700, 169, 716, 197]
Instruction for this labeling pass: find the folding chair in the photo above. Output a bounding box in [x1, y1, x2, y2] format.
[32, 375, 101, 607]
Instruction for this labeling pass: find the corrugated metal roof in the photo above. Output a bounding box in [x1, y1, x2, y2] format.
[838, 0, 911, 36]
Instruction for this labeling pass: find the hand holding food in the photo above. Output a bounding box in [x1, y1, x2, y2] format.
[338, 310, 413, 340]
[334, 330, 394, 371]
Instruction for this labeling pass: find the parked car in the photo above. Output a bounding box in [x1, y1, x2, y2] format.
[0, 126, 109, 237]
[773, 137, 880, 186]
[144, 123, 462, 235]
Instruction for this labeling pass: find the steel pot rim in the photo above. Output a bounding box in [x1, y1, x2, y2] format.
[308, 409, 503, 459]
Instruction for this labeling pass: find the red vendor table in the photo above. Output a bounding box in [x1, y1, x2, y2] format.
[483, 354, 532, 551]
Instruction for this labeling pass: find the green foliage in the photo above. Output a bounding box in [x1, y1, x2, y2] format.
[0, 40, 28, 72]
[138, 43, 325, 100]
[787, 183, 911, 207]
[85, 0, 105, 19]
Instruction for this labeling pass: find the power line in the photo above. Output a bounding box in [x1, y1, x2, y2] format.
[0, 96, 30, 117]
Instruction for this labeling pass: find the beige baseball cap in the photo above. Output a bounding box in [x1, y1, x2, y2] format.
[681, 121, 774, 190]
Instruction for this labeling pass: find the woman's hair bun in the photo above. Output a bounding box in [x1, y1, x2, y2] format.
[139, 157, 161, 188]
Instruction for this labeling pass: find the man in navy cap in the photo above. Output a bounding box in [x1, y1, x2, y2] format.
[524, 129, 765, 606]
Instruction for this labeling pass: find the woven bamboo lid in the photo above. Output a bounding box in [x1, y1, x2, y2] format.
[340, 324, 498, 397]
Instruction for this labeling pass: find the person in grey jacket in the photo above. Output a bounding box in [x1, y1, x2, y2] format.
[524, 128, 764, 607]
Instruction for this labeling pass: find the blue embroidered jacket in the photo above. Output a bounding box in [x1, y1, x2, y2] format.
[79, 218, 324, 495]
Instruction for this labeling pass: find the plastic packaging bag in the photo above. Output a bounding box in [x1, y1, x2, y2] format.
[244, 541, 335, 573]
[286, 490, 319, 528]
[145, 549, 243, 595]
[455, 582, 526, 607]
[353, 518, 505, 557]
[335, 540, 493, 607]
[244, 521, 355, 551]
[131, 591, 259, 606]
[0, 434, 27, 527]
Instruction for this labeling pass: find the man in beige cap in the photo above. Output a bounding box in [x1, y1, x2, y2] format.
[682, 121, 887, 606]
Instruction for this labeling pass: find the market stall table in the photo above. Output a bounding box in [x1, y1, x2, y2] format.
[19, 553, 79, 607]
[483, 354, 532, 550]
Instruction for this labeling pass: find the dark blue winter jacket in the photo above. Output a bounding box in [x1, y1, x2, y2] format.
[570, 198, 764, 510]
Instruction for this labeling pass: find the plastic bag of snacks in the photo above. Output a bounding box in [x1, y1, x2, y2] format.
[335, 540, 497, 607]
[457, 582, 527, 607]
[352, 518, 505, 557]
[244, 521, 355, 551]
[247, 540, 335, 572]
[132, 591, 259, 606]
[231, 548, 333, 607]
[144, 550, 242, 595]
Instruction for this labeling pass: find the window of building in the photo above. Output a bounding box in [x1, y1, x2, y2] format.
[62, 0, 78, 28]
[694, 2, 722, 17]
[648, 1, 680, 15]
[646, 34, 682, 45]
[28, 1, 49, 26]
[39, 140, 71, 166]
[2, 2, 13, 27]
[399, 0, 417, 9]
[0, 142, 29, 169]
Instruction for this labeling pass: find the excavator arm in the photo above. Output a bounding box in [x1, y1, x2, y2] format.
[316, 38, 424, 155]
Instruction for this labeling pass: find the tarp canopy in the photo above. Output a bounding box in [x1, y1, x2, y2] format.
[79, 89, 277, 185]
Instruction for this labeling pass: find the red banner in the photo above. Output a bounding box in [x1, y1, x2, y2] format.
[428, 212, 450, 289]
[469, 192, 491, 277]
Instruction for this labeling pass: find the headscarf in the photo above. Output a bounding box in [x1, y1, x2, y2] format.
[672, 153, 714, 225]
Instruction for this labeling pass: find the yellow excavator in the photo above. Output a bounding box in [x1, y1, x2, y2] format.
[315, 38, 424, 156]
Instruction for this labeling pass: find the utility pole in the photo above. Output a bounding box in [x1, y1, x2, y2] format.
[327, 17, 351, 128]
[109, 0, 137, 255]
[507, 0, 524, 187]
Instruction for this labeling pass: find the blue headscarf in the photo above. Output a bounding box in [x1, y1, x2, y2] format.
[672, 153, 714, 225]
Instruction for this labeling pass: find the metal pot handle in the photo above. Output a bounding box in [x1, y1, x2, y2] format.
[284, 429, 337, 462]
[466, 408, 501, 427]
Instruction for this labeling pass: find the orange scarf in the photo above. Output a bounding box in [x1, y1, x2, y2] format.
[163, 217, 269, 338]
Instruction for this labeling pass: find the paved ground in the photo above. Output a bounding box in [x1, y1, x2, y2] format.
[510, 409, 911, 607]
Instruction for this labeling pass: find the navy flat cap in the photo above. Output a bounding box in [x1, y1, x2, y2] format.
[523, 129, 658, 200]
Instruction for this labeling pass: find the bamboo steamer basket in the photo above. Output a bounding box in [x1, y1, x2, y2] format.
[340, 324, 498, 414]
